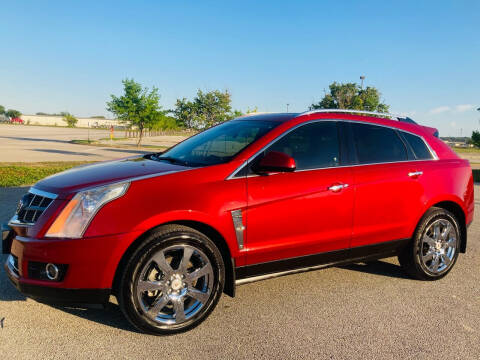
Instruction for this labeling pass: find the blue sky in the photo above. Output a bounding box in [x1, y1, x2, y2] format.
[1, 0, 478, 136]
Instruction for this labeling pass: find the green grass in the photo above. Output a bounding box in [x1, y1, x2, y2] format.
[98, 137, 128, 141]
[451, 147, 480, 153]
[0, 162, 94, 187]
[71, 139, 94, 145]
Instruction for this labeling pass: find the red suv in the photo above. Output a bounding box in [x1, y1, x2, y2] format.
[3, 110, 474, 334]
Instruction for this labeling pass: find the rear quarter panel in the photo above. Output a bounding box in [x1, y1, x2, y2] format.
[411, 158, 473, 235]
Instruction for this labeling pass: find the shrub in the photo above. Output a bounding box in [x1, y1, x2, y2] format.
[63, 113, 78, 127]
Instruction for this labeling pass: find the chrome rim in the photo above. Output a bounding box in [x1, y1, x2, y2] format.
[420, 219, 457, 274]
[136, 244, 214, 325]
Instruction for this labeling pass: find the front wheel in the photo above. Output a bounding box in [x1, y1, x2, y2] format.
[399, 207, 460, 280]
[118, 225, 225, 335]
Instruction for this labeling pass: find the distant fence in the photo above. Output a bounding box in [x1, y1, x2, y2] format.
[124, 129, 197, 138]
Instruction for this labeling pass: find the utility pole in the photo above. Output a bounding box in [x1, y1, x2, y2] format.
[286, 104, 289, 113]
[360, 75, 366, 89]
[477, 107, 480, 129]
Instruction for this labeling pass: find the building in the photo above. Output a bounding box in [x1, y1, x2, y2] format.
[20, 114, 121, 128]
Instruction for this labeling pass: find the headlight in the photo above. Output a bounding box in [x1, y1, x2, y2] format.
[45, 182, 129, 238]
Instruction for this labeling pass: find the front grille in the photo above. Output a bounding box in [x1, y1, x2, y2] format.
[14, 191, 55, 225]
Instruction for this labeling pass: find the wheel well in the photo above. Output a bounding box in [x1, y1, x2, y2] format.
[433, 201, 467, 253]
[112, 221, 236, 298]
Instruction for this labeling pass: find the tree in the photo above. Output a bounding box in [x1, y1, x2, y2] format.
[173, 90, 235, 129]
[471, 131, 480, 147]
[6, 109, 22, 119]
[310, 82, 389, 112]
[0, 105, 5, 115]
[107, 78, 165, 146]
[230, 107, 258, 118]
[63, 112, 78, 127]
[150, 115, 180, 131]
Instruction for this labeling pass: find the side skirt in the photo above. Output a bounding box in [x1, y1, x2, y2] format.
[235, 238, 409, 285]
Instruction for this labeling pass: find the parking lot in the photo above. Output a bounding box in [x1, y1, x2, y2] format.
[0, 124, 185, 162]
[0, 183, 479, 359]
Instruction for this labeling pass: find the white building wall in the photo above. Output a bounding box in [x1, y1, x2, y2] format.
[21, 114, 121, 128]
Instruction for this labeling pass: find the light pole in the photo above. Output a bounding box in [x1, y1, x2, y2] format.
[477, 107, 480, 129]
[360, 75, 365, 89]
[286, 103, 290, 113]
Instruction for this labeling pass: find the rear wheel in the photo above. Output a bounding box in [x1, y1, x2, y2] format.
[399, 207, 460, 280]
[118, 225, 225, 335]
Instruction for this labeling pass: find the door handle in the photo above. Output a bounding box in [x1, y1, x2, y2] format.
[328, 183, 349, 192]
[408, 171, 423, 178]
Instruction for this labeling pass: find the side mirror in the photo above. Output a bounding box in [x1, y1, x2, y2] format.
[254, 151, 296, 174]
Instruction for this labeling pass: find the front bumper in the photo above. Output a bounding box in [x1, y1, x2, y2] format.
[3, 228, 143, 304]
[2, 224, 14, 254]
[5, 260, 110, 304]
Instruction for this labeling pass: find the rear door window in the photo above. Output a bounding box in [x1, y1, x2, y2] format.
[352, 123, 407, 164]
[401, 132, 433, 160]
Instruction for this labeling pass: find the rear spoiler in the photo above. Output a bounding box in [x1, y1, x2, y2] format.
[421, 125, 439, 138]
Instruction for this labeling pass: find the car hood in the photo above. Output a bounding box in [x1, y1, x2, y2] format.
[34, 156, 189, 197]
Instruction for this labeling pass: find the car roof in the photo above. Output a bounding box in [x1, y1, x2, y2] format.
[235, 110, 417, 125]
[234, 112, 300, 122]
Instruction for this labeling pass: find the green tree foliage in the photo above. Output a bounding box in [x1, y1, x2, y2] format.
[173, 90, 239, 129]
[107, 78, 166, 146]
[36, 112, 69, 116]
[6, 109, 22, 119]
[230, 107, 258, 118]
[150, 115, 180, 131]
[0, 105, 5, 115]
[63, 112, 78, 127]
[310, 82, 389, 112]
[471, 131, 480, 147]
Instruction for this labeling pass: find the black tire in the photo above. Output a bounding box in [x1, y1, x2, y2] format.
[398, 207, 461, 280]
[118, 224, 225, 335]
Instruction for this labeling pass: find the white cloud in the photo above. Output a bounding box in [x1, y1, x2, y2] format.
[429, 106, 451, 115]
[428, 104, 477, 115]
[454, 104, 475, 112]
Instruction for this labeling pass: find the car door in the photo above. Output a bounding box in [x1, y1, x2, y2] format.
[349, 122, 427, 248]
[244, 121, 354, 267]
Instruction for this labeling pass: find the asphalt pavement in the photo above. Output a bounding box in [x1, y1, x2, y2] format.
[0, 185, 479, 359]
[0, 124, 184, 162]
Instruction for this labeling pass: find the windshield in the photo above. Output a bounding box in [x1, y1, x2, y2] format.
[153, 120, 280, 167]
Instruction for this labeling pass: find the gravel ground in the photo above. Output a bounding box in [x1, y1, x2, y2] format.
[0, 186, 479, 359]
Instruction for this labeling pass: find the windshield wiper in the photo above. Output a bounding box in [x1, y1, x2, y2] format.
[153, 155, 189, 166]
[147, 153, 207, 167]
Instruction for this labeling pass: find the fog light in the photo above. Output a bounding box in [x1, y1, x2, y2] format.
[46, 263, 59, 281]
[28, 261, 67, 281]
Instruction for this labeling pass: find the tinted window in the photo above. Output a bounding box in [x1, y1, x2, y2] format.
[402, 132, 433, 160]
[160, 120, 279, 166]
[263, 121, 340, 170]
[352, 123, 407, 164]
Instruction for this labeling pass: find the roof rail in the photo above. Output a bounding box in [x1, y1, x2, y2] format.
[299, 109, 417, 124]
